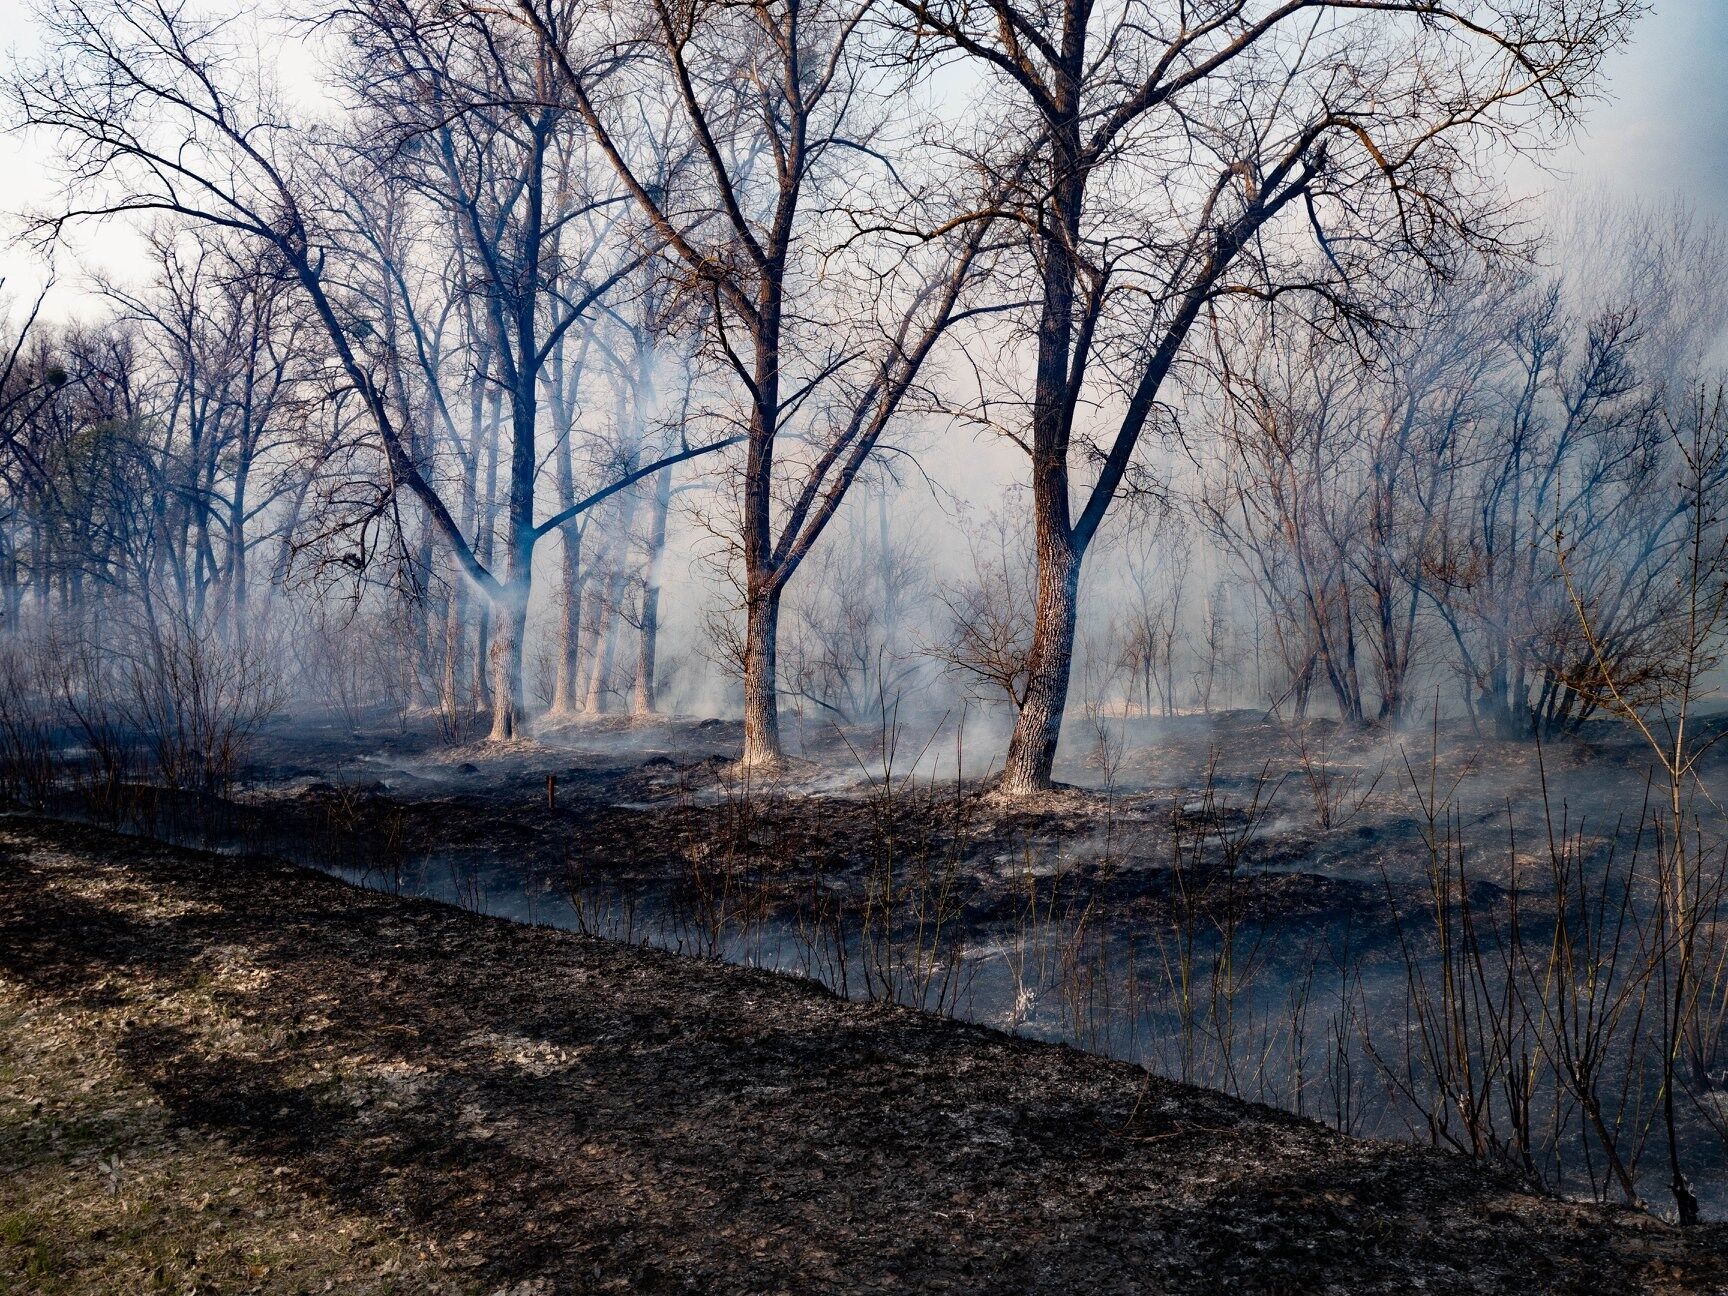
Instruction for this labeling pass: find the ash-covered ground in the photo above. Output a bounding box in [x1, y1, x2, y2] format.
[56, 704, 1728, 1222]
[5, 813, 1727, 1295]
[12, 703, 1728, 1289]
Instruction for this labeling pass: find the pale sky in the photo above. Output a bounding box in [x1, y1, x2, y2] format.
[0, 0, 1724, 320]
[1568, 0, 1728, 211]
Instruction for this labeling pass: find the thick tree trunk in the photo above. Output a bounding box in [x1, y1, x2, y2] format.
[491, 312, 541, 738]
[740, 585, 784, 769]
[1000, 525, 1081, 794]
[632, 599, 660, 715]
[994, 83, 1087, 795]
[487, 587, 527, 740]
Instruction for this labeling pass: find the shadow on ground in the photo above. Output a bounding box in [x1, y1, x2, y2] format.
[3, 815, 1725, 1295]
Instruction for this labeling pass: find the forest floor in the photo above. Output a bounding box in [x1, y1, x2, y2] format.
[5, 814, 1728, 1294]
[177, 706, 1713, 1032]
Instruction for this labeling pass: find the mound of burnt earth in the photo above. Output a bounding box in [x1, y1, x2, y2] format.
[3, 817, 1723, 1295]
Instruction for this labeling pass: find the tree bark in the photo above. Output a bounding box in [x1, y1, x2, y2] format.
[997, 85, 1084, 794]
[740, 586, 783, 769]
[737, 316, 787, 768]
[584, 587, 622, 713]
[491, 299, 542, 739]
[487, 587, 528, 740]
[1000, 522, 1081, 793]
[549, 522, 584, 715]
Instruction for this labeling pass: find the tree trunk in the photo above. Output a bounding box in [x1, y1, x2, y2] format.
[546, 433, 582, 715]
[228, 443, 250, 631]
[549, 523, 584, 715]
[441, 452, 478, 721]
[585, 484, 641, 714]
[740, 585, 784, 769]
[633, 468, 671, 715]
[584, 587, 622, 713]
[491, 298, 541, 739]
[632, 598, 660, 715]
[412, 530, 438, 708]
[442, 586, 467, 720]
[487, 587, 527, 740]
[996, 87, 1085, 794]
[472, 388, 502, 712]
[1000, 525, 1081, 794]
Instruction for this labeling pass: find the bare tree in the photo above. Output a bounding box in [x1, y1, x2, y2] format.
[932, 506, 1036, 715]
[892, 0, 1636, 791]
[1426, 211, 1728, 740]
[520, 0, 1004, 768]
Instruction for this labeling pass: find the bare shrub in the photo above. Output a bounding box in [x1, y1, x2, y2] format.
[782, 515, 930, 726]
[1286, 722, 1383, 831]
[114, 609, 282, 798]
[292, 598, 421, 732]
[930, 509, 1035, 714]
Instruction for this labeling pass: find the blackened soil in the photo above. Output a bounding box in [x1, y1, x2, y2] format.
[3, 815, 1725, 1294]
[211, 709, 1664, 958]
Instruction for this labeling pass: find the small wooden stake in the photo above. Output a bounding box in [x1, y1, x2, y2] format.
[546, 773, 556, 812]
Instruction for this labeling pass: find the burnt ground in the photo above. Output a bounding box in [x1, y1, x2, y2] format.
[5, 814, 1728, 1294]
[153, 711, 1501, 919]
[158, 706, 1689, 992]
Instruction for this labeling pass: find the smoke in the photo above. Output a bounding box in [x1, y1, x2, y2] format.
[1568, 0, 1728, 218]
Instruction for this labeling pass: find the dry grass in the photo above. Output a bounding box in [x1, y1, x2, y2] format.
[0, 860, 480, 1296]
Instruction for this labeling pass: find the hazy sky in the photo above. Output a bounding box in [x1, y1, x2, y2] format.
[0, 0, 1724, 317]
[1570, 0, 1728, 213]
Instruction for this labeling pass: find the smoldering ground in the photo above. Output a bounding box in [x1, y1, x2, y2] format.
[11, 687, 1728, 1222]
